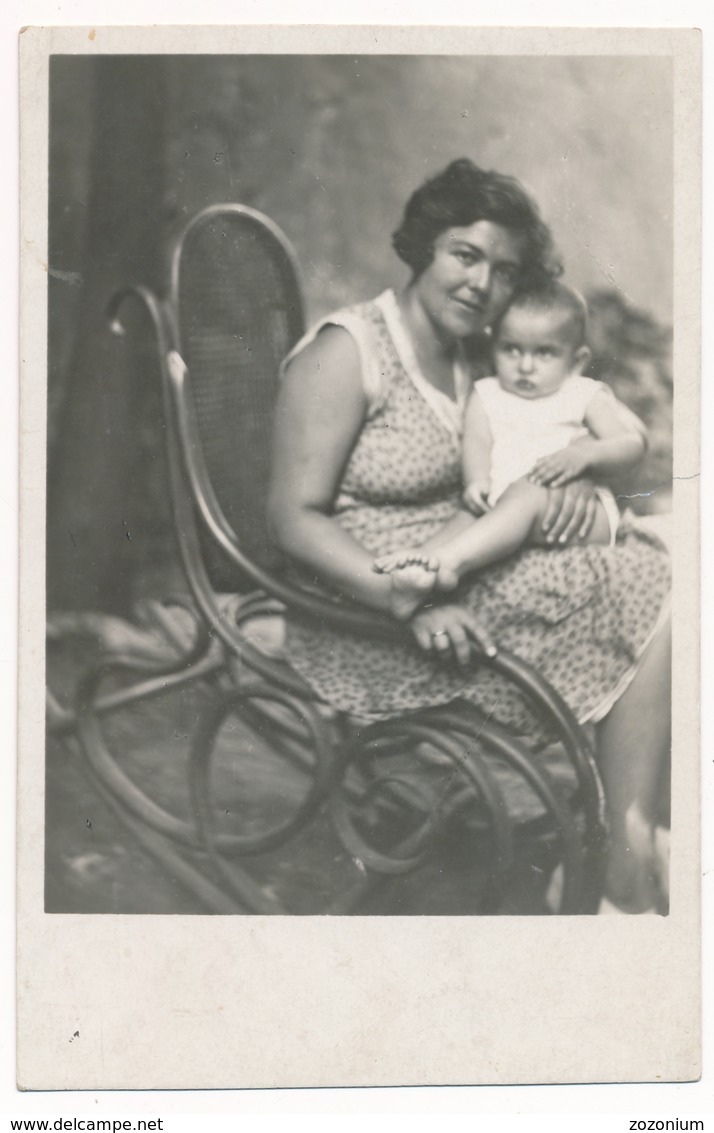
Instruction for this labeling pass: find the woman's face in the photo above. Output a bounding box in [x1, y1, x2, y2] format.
[413, 220, 525, 341]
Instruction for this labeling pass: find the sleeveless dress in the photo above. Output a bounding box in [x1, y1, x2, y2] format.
[281, 290, 671, 737]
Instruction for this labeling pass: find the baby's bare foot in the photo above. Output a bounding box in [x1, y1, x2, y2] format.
[388, 564, 439, 620]
[434, 562, 460, 592]
[374, 549, 440, 574]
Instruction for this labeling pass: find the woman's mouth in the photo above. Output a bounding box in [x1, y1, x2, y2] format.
[451, 296, 483, 315]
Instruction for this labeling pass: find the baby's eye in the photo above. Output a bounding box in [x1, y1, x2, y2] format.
[536, 347, 556, 358]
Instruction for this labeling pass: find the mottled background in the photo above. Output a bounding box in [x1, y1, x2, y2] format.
[47, 54, 673, 613]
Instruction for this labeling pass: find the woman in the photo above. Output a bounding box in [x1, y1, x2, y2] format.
[268, 159, 671, 913]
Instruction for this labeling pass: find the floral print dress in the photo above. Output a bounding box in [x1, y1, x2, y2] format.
[281, 290, 671, 737]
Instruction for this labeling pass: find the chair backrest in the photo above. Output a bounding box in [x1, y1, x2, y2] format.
[170, 205, 305, 587]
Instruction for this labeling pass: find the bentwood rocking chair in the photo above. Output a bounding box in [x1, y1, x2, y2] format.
[50, 203, 607, 915]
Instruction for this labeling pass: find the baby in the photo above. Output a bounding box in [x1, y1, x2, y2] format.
[374, 282, 647, 620]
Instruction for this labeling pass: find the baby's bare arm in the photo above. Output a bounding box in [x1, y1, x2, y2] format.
[530, 389, 646, 487]
[580, 388, 647, 475]
[462, 389, 493, 493]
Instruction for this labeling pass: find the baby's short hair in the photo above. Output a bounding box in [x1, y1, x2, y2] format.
[498, 281, 588, 347]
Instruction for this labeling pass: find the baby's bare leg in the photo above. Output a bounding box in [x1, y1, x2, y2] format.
[435, 479, 551, 586]
[436, 478, 611, 587]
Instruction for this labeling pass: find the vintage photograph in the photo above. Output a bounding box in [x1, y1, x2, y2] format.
[16, 22, 701, 1091]
[43, 51, 675, 918]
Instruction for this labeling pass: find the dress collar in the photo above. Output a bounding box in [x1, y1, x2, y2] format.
[375, 289, 471, 441]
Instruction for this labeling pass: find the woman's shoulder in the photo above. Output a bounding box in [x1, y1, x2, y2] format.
[322, 291, 396, 353]
[282, 291, 393, 409]
[281, 323, 360, 386]
[315, 290, 390, 330]
[288, 291, 388, 354]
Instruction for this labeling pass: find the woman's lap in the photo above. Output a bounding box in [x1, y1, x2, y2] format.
[283, 516, 671, 734]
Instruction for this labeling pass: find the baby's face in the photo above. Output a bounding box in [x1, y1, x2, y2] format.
[493, 306, 584, 399]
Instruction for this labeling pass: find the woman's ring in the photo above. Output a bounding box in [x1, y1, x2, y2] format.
[432, 630, 449, 638]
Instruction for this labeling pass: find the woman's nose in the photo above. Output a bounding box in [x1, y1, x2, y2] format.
[467, 261, 491, 295]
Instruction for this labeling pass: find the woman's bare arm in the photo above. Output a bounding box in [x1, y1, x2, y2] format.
[268, 325, 394, 611]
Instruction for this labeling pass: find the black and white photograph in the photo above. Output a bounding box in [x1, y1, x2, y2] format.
[16, 22, 701, 1091]
[43, 49, 675, 918]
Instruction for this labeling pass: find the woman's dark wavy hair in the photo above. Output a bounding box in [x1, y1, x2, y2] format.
[392, 158, 562, 287]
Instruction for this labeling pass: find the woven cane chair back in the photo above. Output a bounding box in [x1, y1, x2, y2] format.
[172, 205, 305, 586]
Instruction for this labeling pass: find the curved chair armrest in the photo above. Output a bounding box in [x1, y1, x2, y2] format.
[107, 285, 175, 358]
[165, 350, 249, 555]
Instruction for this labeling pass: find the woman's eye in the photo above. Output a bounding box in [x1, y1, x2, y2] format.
[454, 250, 475, 264]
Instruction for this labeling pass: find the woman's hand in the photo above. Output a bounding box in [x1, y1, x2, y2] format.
[540, 478, 598, 544]
[410, 605, 497, 665]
